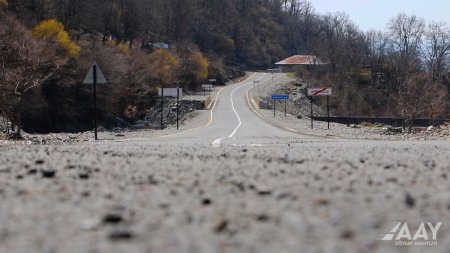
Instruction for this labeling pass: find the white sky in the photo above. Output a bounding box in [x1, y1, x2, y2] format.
[309, 0, 450, 31]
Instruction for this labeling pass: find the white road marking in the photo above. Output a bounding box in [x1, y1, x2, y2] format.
[212, 73, 269, 147]
[212, 137, 226, 147]
[228, 84, 244, 138]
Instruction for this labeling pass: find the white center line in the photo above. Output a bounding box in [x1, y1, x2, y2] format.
[212, 73, 268, 147]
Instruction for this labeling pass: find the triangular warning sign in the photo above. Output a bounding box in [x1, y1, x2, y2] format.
[83, 62, 108, 84]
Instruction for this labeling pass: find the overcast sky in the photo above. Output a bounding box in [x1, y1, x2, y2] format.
[309, 0, 450, 31]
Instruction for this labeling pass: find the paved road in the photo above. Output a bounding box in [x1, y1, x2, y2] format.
[141, 72, 309, 147]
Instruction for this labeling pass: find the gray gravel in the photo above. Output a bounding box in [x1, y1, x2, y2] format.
[0, 140, 449, 253]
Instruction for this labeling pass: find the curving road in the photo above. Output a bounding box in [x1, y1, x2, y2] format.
[149, 72, 309, 147]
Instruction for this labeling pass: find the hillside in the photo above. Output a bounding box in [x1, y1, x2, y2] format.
[1, 0, 450, 135]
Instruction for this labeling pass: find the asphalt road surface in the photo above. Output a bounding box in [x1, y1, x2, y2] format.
[126, 72, 310, 147]
[0, 73, 449, 253]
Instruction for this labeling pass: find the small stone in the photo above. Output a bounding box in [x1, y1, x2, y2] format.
[405, 193, 415, 208]
[79, 173, 90, 180]
[41, 169, 56, 178]
[202, 198, 212, 206]
[276, 192, 291, 200]
[257, 189, 272, 196]
[214, 220, 228, 233]
[81, 191, 91, 198]
[65, 165, 76, 170]
[386, 177, 398, 183]
[28, 169, 37, 175]
[315, 198, 330, 206]
[103, 214, 123, 224]
[35, 160, 45, 165]
[109, 229, 134, 240]
[341, 229, 354, 239]
[256, 214, 270, 222]
[148, 175, 158, 185]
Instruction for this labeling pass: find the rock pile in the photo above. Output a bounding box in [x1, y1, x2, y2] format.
[134, 99, 202, 129]
[259, 88, 324, 117]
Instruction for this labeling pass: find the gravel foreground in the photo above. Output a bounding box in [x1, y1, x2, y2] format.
[0, 140, 449, 253]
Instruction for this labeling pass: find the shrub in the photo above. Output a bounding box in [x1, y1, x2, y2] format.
[147, 49, 181, 85]
[189, 51, 209, 80]
[117, 43, 129, 54]
[32, 19, 80, 58]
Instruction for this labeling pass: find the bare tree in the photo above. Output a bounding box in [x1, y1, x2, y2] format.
[422, 22, 450, 80]
[319, 12, 360, 74]
[365, 31, 388, 86]
[0, 15, 62, 137]
[387, 13, 425, 88]
[399, 74, 448, 132]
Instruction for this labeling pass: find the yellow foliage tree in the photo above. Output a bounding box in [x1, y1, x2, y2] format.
[117, 43, 129, 54]
[32, 19, 80, 59]
[189, 52, 209, 80]
[147, 49, 181, 85]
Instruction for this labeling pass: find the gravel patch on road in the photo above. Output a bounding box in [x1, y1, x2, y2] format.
[0, 141, 449, 253]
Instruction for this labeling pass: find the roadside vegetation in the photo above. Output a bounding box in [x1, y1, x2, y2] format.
[295, 13, 450, 131]
[0, 0, 449, 136]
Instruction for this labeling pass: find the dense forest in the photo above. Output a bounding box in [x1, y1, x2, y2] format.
[1, 0, 450, 135]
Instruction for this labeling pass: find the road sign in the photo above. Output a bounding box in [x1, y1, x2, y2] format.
[272, 95, 289, 100]
[307, 88, 332, 130]
[83, 62, 107, 141]
[307, 88, 332, 96]
[158, 88, 183, 97]
[202, 84, 214, 91]
[83, 62, 107, 84]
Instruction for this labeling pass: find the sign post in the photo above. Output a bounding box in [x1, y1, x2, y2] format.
[307, 88, 332, 129]
[157, 87, 183, 130]
[209, 78, 217, 89]
[310, 97, 313, 129]
[83, 62, 107, 141]
[274, 100, 276, 117]
[285, 100, 287, 118]
[253, 80, 260, 93]
[327, 96, 330, 129]
[160, 87, 164, 130]
[202, 84, 213, 96]
[176, 87, 180, 130]
[271, 95, 289, 118]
